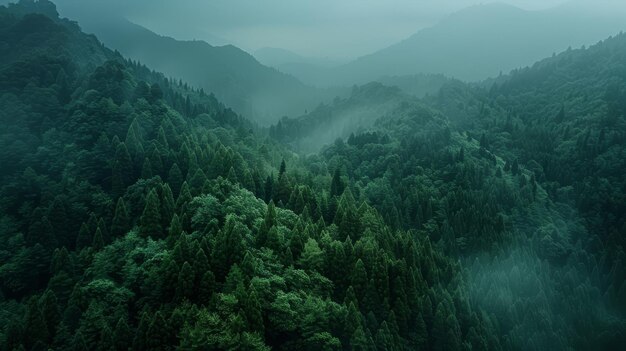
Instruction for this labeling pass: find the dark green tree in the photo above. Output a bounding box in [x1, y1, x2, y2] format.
[140, 189, 162, 238]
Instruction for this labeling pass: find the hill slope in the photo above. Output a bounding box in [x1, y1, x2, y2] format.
[0, 2, 504, 350]
[272, 31, 626, 349]
[74, 16, 337, 124]
[306, 3, 626, 86]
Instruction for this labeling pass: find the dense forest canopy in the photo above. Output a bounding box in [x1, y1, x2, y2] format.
[0, 1, 625, 351]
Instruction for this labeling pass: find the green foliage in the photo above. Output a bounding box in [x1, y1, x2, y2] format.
[140, 189, 162, 238]
[1, 2, 625, 351]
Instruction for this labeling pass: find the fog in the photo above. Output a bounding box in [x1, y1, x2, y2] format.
[2, 0, 626, 350]
[8, 0, 577, 59]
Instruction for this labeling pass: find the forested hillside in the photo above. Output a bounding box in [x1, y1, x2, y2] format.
[71, 16, 343, 125]
[0, 1, 625, 351]
[271, 32, 626, 350]
[0, 2, 501, 350]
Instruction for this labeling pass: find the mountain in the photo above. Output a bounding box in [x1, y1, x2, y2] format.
[306, 2, 626, 86]
[254, 47, 348, 88]
[271, 32, 626, 348]
[0, 2, 504, 350]
[72, 16, 340, 125]
[270, 82, 411, 153]
[2, 1, 626, 350]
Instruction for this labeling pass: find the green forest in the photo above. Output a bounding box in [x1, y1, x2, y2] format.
[0, 1, 625, 350]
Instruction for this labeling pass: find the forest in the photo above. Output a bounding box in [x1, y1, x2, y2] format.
[0, 1, 624, 350]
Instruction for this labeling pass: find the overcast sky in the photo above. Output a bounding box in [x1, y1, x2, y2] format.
[5, 0, 613, 59]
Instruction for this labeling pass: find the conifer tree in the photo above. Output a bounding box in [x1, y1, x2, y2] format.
[140, 190, 162, 238]
[92, 227, 104, 250]
[160, 183, 176, 228]
[113, 318, 132, 351]
[111, 198, 130, 238]
[176, 261, 195, 300]
[168, 163, 184, 196]
[133, 312, 150, 351]
[330, 168, 345, 198]
[146, 312, 170, 350]
[75, 223, 92, 250]
[198, 271, 216, 305]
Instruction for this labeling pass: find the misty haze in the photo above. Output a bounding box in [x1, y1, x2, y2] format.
[0, 0, 625, 350]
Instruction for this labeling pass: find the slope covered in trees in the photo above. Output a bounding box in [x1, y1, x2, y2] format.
[68, 15, 343, 125]
[0, 2, 503, 350]
[1, 1, 626, 350]
[271, 31, 626, 350]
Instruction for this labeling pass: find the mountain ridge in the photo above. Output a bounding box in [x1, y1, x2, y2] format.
[66, 15, 341, 125]
[286, 2, 626, 86]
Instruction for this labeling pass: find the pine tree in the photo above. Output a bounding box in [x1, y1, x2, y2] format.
[96, 218, 110, 244]
[76, 303, 105, 350]
[375, 321, 396, 351]
[351, 326, 375, 351]
[92, 227, 105, 250]
[176, 181, 193, 214]
[39, 290, 61, 337]
[227, 166, 239, 183]
[432, 303, 461, 351]
[157, 127, 169, 149]
[162, 257, 179, 300]
[111, 198, 130, 238]
[114, 142, 133, 188]
[242, 287, 264, 334]
[98, 326, 115, 351]
[351, 259, 368, 302]
[266, 226, 282, 253]
[194, 248, 210, 287]
[140, 190, 162, 238]
[160, 183, 176, 229]
[168, 163, 184, 196]
[264, 175, 274, 202]
[256, 201, 276, 248]
[213, 217, 245, 280]
[330, 168, 345, 198]
[168, 214, 182, 239]
[198, 271, 216, 305]
[125, 119, 145, 163]
[146, 312, 170, 350]
[75, 223, 92, 250]
[113, 318, 132, 351]
[133, 312, 150, 351]
[149, 148, 164, 177]
[176, 261, 195, 300]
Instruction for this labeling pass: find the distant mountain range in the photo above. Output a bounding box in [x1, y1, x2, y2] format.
[271, 2, 626, 86]
[72, 17, 342, 125]
[34, 0, 626, 121]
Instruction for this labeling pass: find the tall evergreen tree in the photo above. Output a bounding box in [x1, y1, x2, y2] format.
[111, 197, 130, 238]
[330, 168, 345, 198]
[140, 190, 162, 238]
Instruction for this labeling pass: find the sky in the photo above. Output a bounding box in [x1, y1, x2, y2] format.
[3, 0, 612, 59]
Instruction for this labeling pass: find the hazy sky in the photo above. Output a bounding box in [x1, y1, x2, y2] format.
[3, 0, 604, 58]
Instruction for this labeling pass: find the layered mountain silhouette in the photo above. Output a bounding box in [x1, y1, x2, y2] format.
[73, 17, 340, 124]
[280, 2, 626, 86]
